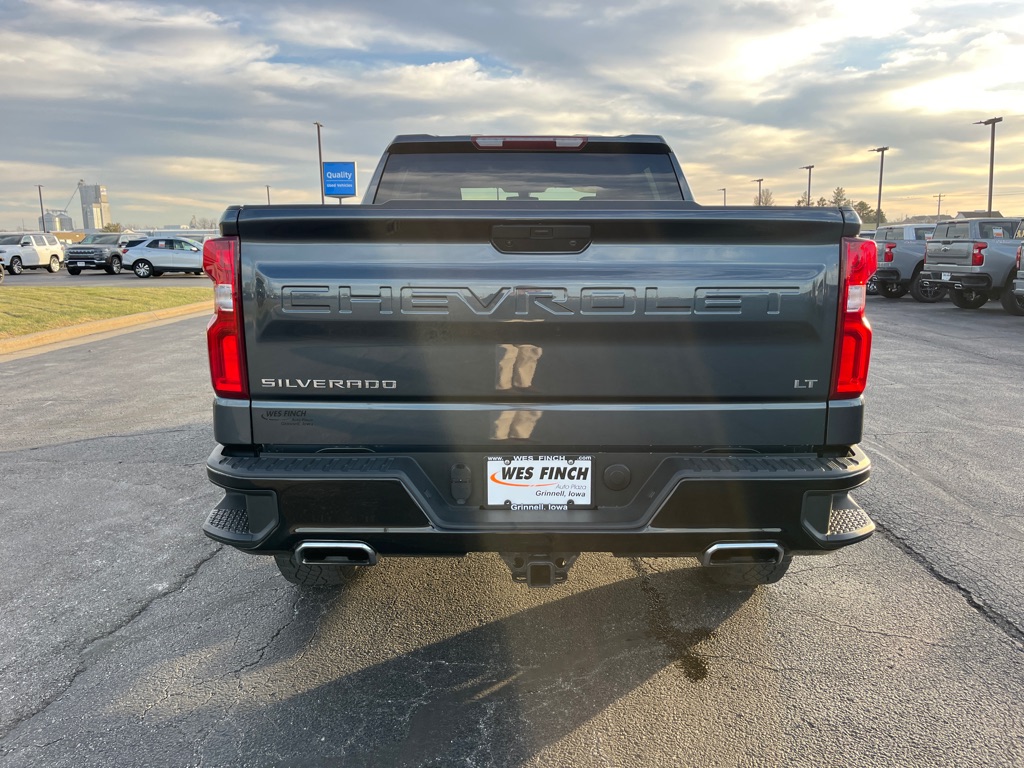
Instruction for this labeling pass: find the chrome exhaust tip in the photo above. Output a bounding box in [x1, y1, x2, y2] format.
[701, 542, 784, 568]
[295, 541, 378, 567]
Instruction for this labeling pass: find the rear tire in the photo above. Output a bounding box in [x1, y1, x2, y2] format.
[999, 287, 1024, 316]
[47, 256, 61, 273]
[703, 556, 793, 587]
[950, 288, 988, 309]
[274, 553, 362, 587]
[878, 281, 907, 299]
[909, 274, 946, 303]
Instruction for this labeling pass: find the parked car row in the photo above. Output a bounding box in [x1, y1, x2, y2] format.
[866, 217, 1024, 316]
[2, 233, 205, 279]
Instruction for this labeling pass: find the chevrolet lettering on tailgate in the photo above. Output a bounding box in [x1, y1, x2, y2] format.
[280, 284, 805, 318]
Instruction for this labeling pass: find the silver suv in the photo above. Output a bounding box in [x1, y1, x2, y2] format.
[872, 224, 942, 302]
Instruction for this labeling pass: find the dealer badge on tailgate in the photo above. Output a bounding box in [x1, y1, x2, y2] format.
[486, 456, 593, 509]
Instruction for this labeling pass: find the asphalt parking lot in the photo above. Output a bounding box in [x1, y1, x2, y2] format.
[4, 266, 207, 287]
[0, 297, 1022, 766]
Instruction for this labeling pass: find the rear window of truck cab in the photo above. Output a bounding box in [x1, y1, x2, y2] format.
[978, 221, 1016, 238]
[876, 227, 905, 241]
[373, 152, 684, 203]
[934, 223, 968, 239]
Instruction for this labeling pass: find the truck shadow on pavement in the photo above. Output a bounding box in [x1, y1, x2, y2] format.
[175, 560, 757, 765]
[4, 554, 769, 765]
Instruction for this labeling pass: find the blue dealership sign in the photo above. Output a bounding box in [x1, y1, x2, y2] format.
[323, 161, 357, 198]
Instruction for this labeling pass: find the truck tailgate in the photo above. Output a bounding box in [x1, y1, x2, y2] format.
[926, 239, 973, 266]
[232, 206, 851, 449]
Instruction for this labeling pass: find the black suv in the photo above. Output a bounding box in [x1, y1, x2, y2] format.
[65, 235, 146, 275]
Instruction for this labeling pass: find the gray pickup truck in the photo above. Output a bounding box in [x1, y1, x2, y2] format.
[199, 134, 877, 590]
[919, 218, 1024, 314]
[872, 223, 943, 302]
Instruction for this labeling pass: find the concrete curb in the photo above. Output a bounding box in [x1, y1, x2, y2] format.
[0, 301, 212, 355]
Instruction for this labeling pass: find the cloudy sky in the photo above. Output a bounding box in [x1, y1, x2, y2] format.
[2, 0, 1022, 230]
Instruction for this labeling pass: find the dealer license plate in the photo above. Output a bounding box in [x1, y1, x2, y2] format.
[486, 455, 593, 509]
[941, 272, 951, 281]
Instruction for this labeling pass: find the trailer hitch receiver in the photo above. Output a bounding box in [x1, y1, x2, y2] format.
[500, 552, 579, 588]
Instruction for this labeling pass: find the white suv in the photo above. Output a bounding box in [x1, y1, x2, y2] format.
[0, 233, 65, 275]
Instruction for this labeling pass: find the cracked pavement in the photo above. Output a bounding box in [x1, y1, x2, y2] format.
[1, 305, 1023, 766]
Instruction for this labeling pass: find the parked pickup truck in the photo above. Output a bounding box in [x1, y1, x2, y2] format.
[872, 224, 943, 302]
[919, 218, 1024, 314]
[200, 134, 877, 590]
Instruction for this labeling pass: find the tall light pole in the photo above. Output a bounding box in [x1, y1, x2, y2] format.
[973, 117, 1002, 215]
[266, 185, 271, 204]
[314, 121, 325, 204]
[36, 185, 46, 232]
[751, 178, 764, 206]
[800, 165, 814, 206]
[717, 188, 726, 205]
[870, 147, 888, 227]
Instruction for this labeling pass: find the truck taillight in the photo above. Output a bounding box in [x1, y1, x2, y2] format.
[202, 236, 247, 399]
[883, 242, 895, 262]
[972, 242, 986, 266]
[1017, 245, 1022, 272]
[831, 237, 876, 399]
[471, 136, 588, 150]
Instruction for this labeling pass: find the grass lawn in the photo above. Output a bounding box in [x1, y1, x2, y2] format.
[0, 286, 212, 339]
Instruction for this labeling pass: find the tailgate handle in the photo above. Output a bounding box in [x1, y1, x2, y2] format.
[491, 225, 591, 254]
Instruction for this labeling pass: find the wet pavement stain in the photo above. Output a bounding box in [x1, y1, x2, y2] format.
[629, 559, 712, 681]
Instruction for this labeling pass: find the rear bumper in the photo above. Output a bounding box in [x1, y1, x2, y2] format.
[873, 267, 902, 283]
[919, 270, 992, 291]
[204, 445, 873, 558]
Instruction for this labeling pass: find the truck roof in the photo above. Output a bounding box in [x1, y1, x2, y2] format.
[385, 134, 672, 154]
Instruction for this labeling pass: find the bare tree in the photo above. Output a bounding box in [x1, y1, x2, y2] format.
[754, 188, 775, 206]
